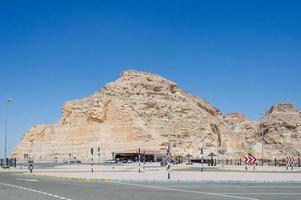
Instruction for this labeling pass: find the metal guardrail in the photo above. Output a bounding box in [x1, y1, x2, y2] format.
[0, 158, 17, 168]
[191, 158, 301, 167]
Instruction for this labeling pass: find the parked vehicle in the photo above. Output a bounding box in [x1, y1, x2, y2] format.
[104, 160, 116, 164]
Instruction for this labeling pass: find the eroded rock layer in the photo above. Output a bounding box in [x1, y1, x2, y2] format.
[11, 70, 301, 162]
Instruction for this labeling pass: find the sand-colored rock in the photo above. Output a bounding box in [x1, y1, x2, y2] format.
[224, 103, 301, 159]
[223, 113, 260, 156]
[12, 70, 248, 162]
[11, 71, 301, 162]
[258, 103, 301, 158]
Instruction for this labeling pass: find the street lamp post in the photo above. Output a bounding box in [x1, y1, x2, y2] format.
[258, 112, 264, 166]
[4, 99, 13, 160]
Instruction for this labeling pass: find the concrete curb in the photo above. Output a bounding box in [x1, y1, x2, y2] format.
[23, 173, 301, 184]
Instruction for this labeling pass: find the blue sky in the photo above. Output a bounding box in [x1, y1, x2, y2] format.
[0, 0, 300, 156]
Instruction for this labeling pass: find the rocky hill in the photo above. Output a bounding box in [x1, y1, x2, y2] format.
[11, 70, 301, 162]
[224, 103, 301, 159]
[258, 103, 301, 158]
[11, 70, 247, 162]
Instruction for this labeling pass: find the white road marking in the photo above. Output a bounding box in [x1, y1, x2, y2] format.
[221, 193, 301, 195]
[0, 183, 72, 200]
[112, 181, 261, 200]
[16, 178, 39, 182]
[165, 185, 301, 189]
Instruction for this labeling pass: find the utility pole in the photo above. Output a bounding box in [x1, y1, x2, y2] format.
[4, 99, 13, 161]
[138, 148, 141, 173]
[258, 112, 264, 166]
[39, 143, 42, 162]
[167, 143, 172, 180]
[200, 148, 204, 172]
[71, 141, 74, 163]
[261, 132, 264, 166]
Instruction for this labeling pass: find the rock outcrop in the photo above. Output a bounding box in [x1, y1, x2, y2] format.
[11, 70, 301, 162]
[11, 70, 246, 162]
[258, 103, 301, 158]
[223, 113, 259, 152]
[224, 103, 301, 159]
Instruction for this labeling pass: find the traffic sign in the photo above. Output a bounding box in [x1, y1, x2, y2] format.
[286, 157, 295, 165]
[244, 155, 256, 165]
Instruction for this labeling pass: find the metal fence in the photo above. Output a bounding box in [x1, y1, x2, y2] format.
[191, 158, 301, 167]
[0, 158, 17, 168]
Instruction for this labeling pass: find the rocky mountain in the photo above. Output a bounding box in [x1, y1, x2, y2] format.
[224, 103, 301, 159]
[11, 70, 301, 162]
[11, 70, 246, 162]
[258, 103, 301, 158]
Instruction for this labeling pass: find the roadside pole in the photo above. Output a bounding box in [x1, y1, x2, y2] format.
[97, 147, 101, 164]
[167, 143, 172, 179]
[167, 163, 171, 180]
[219, 149, 224, 168]
[143, 149, 146, 172]
[4, 99, 13, 166]
[200, 148, 204, 172]
[138, 148, 141, 173]
[90, 148, 94, 173]
[28, 160, 33, 173]
[112, 152, 115, 170]
[286, 157, 295, 171]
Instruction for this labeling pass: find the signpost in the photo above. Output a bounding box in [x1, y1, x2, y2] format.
[97, 147, 101, 163]
[219, 149, 225, 168]
[244, 155, 257, 170]
[143, 149, 146, 171]
[167, 143, 172, 179]
[286, 156, 294, 170]
[200, 148, 204, 172]
[138, 148, 141, 173]
[28, 160, 33, 173]
[90, 148, 94, 173]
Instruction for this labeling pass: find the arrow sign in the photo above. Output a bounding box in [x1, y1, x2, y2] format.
[244, 155, 256, 165]
[286, 157, 295, 165]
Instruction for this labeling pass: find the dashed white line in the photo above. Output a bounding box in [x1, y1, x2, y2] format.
[16, 178, 39, 182]
[112, 181, 261, 200]
[0, 182, 72, 200]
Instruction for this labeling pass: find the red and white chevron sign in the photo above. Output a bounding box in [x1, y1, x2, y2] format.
[286, 157, 295, 164]
[244, 156, 256, 165]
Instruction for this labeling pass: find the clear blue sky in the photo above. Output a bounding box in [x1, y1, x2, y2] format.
[0, 0, 300, 157]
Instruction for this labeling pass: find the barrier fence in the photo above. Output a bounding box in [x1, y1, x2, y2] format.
[0, 158, 17, 168]
[190, 158, 301, 167]
[2, 140, 301, 168]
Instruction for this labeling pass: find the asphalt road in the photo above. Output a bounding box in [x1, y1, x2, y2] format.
[0, 173, 301, 200]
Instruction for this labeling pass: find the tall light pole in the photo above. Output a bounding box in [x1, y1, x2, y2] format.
[4, 99, 13, 159]
[258, 112, 264, 166]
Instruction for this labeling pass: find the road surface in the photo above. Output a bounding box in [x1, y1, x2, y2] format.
[0, 173, 301, 200]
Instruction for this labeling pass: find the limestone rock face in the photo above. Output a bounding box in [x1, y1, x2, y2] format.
[223, 113, 260, 157]
[224, 103, 301, 159]
[224, 113, 258, 144]
[11, 70, 301, 162]
[258, 103, 301, 158]
[11, 70, 245, 162]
